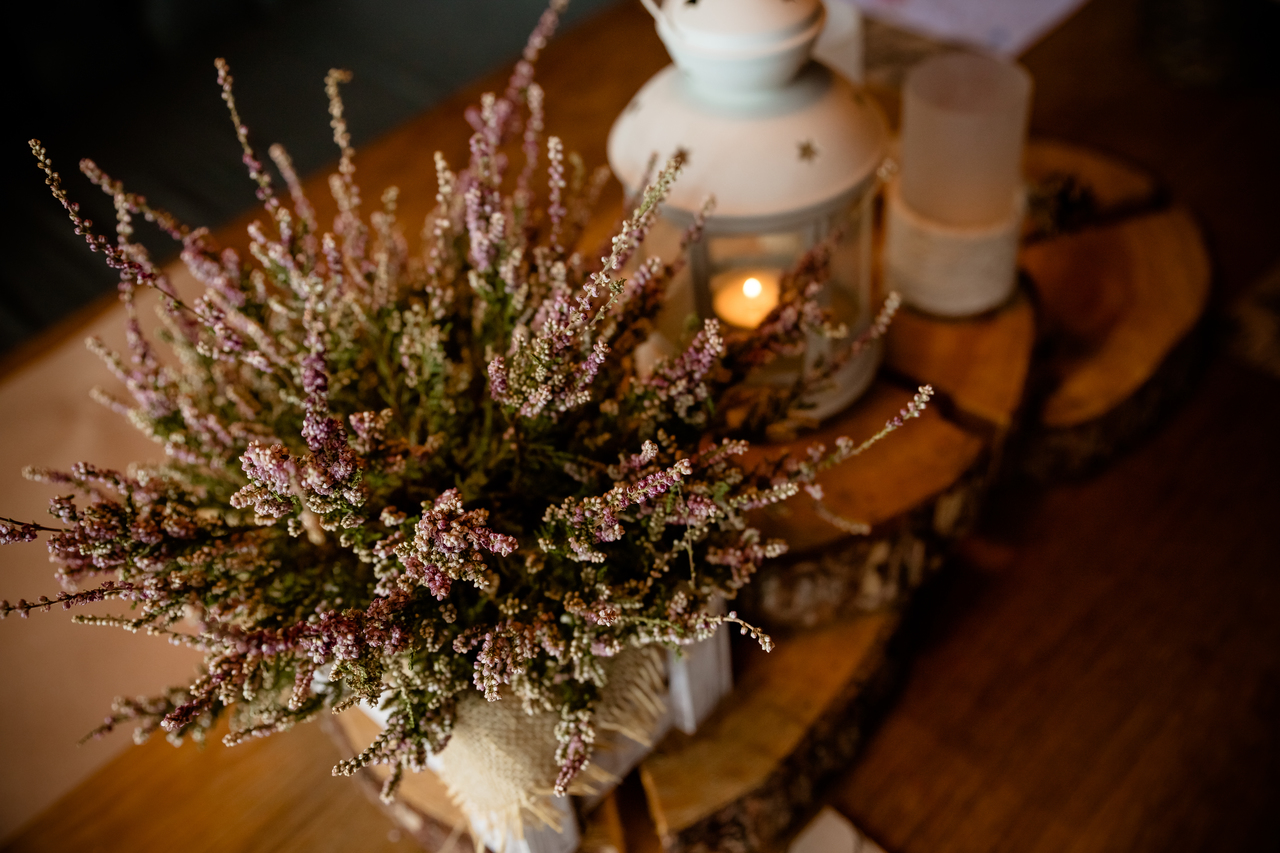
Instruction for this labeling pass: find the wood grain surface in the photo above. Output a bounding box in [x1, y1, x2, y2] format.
[4, 0, 1280, 851]
[884, 294, 1036, 435]
[2, 715, 422, 853]
[1014, 138, 1213, 479]
[1023, 205, 1209, 429]
[640, 614, 896, 852]
[1022, 139, 1160, 217]
[745, 381, 986, 554]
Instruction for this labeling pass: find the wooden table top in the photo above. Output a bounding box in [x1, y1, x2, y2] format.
[4, 0, 1279, 851]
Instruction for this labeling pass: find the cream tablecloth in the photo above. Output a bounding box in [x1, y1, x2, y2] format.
[0, 270, 204, 838]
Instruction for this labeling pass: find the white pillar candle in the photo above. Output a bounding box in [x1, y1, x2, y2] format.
[711, 268, 782, 329]
[900, 52, 1032, 228]
[888, 52, 1032, 317]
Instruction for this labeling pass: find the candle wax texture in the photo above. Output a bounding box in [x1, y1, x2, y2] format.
[712, 270, 782, 329]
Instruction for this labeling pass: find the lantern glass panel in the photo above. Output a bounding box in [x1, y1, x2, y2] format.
[824, 192, 876, 339]
[705, 228, 806, 331]
[637, 190, 880, 419]
[707, 231, 807, 268]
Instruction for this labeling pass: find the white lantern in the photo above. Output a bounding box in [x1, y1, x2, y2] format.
[609, 0, 889, 419]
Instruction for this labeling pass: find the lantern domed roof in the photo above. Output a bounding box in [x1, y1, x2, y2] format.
[608, 57, 886, 230]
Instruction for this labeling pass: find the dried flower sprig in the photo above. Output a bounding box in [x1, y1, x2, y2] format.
[4, 1, 926, 802]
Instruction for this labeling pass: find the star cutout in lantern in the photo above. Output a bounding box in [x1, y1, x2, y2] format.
[797, 140, 819, 162]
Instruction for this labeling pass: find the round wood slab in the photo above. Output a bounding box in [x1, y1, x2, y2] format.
[741, 291, 1035, 630]
[1018, 140, 1211, 478]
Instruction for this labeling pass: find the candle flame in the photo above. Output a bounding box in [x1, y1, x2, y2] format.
[742, 277, 763, 299]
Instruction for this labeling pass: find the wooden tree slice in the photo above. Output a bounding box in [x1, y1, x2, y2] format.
[884, 291, 1037, 436]
[1018, 203, 1211, 478]
[744, 381, 985, 553]
[741, 292, 1034, 630]
[1023, 139, 1162, 219]
[1012, 140, 1211, 478]
[640, 614, 899, 853]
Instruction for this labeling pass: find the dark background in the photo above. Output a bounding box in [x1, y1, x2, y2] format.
[1, 0, 621, 356]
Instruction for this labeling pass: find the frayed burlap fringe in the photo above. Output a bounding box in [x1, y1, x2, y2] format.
[432, 646, 668, 851]
[594, 642, 668, 751]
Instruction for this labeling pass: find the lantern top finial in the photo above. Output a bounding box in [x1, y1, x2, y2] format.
[642, 0, 826, 94]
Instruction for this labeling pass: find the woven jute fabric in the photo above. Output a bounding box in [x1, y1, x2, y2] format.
[433, 645, 667, 848]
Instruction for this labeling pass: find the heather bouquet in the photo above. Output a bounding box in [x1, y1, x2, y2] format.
[0, 0, 929, 830]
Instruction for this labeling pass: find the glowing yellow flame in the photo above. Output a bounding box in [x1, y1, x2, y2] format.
[742, 277, 763, 299]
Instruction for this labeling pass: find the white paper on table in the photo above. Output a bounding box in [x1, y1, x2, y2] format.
[788, 806, 886, 853]
[836, 0, 1088, 57]
[0, 277, 204, 839]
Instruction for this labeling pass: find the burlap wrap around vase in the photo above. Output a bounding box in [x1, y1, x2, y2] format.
[356, 626, 733, 852]
[433, 646, 669, 853]
[355, 622, 737, 845]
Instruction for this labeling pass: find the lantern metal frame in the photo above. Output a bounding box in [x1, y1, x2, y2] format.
[608, 0, 890, 420]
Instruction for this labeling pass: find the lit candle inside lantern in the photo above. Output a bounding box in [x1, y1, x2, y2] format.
[711, 269, 781, 329]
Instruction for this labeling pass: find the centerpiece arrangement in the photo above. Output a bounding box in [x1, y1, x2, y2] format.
[0, 0, 930, 846]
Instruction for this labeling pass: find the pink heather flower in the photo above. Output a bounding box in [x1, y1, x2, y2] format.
[622, 458, 692, 507]
[240, 442, 297, 494]
[8, 17, 930, 804]
[547, 136, 567, 249]
[411, 489, 518, 571]
[0, 520, 40, 544]
[487, 356, 509, 401]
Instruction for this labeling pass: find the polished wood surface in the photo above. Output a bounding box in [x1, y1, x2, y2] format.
[833, 354, 1280, 852]
[5, 0, 1280, 850]
[1022, 205, 1209, 428]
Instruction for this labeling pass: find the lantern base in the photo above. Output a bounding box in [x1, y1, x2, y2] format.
[794, 337, 882, 423]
